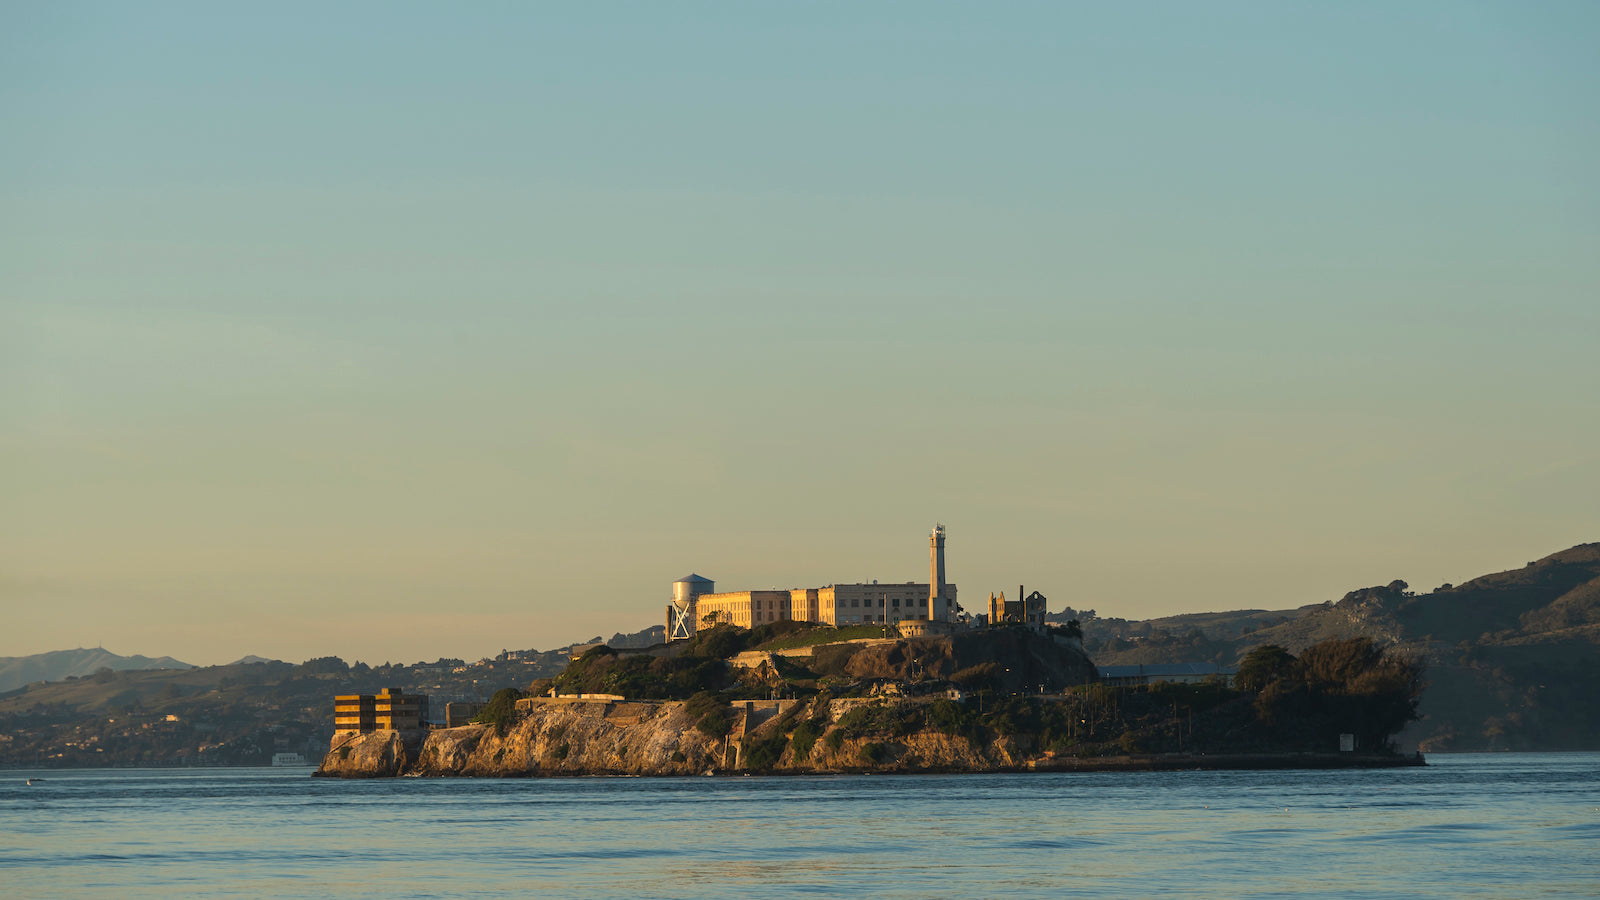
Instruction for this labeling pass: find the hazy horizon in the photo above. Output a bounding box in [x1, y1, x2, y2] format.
[4, 4, 1597, 667]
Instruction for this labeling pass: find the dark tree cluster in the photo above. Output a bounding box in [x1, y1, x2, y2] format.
[472, 688, 525, 734]
[1242, 638, 1425, 751]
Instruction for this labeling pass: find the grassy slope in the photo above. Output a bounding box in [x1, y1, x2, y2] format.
[756, 624, 894, 651]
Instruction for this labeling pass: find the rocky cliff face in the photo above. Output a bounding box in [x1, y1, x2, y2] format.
[317, 695, 1040, 778]
[318, 688, 1423, 778]
[319, 700, 718, 777]
[322, 728, 425, 777]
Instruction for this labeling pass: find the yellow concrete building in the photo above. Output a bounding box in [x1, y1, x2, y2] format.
[334, 687, 429, 733]
[694, 589, 793, 629]
[676, 527, 958, 633]
[818, 582, 957, 625]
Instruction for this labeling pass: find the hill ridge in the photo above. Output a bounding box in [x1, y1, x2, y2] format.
[0, 648, 193, 693]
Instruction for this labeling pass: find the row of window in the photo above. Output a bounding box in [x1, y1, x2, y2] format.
[845, 597, 929, 608]
[835, 614, 925, 623]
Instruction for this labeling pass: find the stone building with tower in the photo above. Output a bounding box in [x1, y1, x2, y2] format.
[668, 526, 960, 636]
[987, 587, 1049, 631]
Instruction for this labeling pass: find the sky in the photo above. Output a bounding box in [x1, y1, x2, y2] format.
[3, 2, 1596, 667]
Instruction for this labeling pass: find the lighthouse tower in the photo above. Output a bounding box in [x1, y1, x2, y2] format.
[928, 524, 946, 620]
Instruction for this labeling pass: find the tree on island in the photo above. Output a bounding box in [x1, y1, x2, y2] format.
[1236, 645, 1296, 692]
[1247, 637, 1425, 751]
[473, 687, 525, 734]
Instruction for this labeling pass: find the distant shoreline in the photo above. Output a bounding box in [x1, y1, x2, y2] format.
[1019, 751, 1425, 773]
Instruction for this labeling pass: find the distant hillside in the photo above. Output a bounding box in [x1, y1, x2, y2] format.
[225, 655, 282, 666]
[1069, 542, 1600, 752]
[0, 626, 697, 768]
[0, 648, 192, 693]
[607, 625, 666, 649]
[1397, 543, 1600, 645]
[0, 651, 563, 768]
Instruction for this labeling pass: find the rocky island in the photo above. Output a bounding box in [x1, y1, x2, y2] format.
[317, 622, 1425, 777]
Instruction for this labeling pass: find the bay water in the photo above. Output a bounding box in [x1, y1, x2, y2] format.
[2, 753, 1596, 898]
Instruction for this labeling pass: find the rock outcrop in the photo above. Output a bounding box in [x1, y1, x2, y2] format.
[318, 699, 727, 777]
[322, 728, 427, 777]
[316, 691, 1422, 778]
[316, 696, 986, 778]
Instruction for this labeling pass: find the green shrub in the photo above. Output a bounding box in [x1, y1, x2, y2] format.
[696, 708, 732, 738]
[684, 690, 724, 717]
[742, 731, 790, 770]
[688, 625, 750, 661]
[551, 649, 734, 700]
[833, 702, 922, 739]
[858, 742, 888, 765]
[473, 687, 525, 735]
[925, 698, 983, 740]
[823, 729, 844, 752]
[757, 624, 888, 651]
[789, 719, 824, 760]
[553, 743, 570, 760]
[684, 691, 733, 736]
[832, 704, 876, 737]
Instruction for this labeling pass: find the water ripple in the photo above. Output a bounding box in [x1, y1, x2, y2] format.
[0, 753, 1595, 899]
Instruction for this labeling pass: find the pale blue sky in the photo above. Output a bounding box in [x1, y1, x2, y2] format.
[3, 3, 1596, 665]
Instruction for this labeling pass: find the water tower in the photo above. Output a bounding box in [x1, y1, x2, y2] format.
[669, 574, 714, 640]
